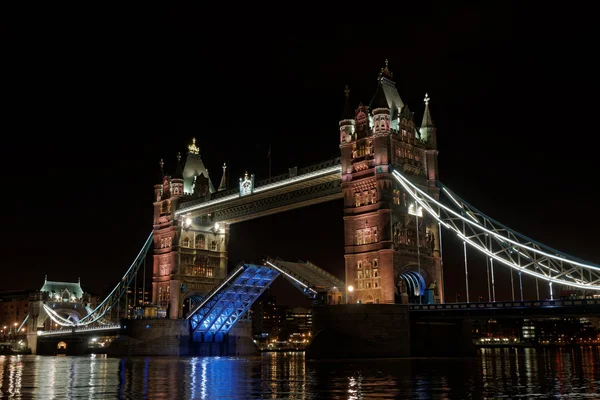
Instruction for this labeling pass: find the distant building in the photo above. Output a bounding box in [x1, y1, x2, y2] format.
[0, 290, 30, 335]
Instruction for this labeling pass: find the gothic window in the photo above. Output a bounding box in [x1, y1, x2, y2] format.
[393, 189, 400, 205]
[357, 260, 362, 269]
[160, 238, 165, 248]
[211, 240, 217, 251]
[195, 234, 205, 249]
[160, 263, 170, 276]
[402, 129, 407, 140]
[364, 229, 372, 244]
[355, 193, 361, 207]
[365, 268, 371, 278]
[169, 236, 172, 247]
[366, 282, 371, 289]
[370, 189, 377, 204]
[373, 227, 378, 243]
[182, 237, 190, 247]
[363, 190, 369, 204]
[373, 258, 379, 268]
[356, 230, 363, 245]
[373, 269, 379, 278]
[358, 281, 364, 289]
[357, 271, 363, 279]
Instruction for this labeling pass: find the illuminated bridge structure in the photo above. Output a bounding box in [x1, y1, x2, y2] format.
[34, 167, 600, 334]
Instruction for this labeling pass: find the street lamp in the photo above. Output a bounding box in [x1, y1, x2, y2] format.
[347, 285, 354, 304]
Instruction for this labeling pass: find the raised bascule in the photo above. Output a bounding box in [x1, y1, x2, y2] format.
[25, 61, 600, 357]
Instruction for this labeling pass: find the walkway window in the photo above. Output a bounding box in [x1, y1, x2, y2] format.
[393, 190, 400, 205]
[195, 234, 205, 249]
[182, 237, 190, 247]
[211, 240, 217, 251]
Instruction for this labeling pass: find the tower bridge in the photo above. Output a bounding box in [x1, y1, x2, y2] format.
[25, 61, 600, 357]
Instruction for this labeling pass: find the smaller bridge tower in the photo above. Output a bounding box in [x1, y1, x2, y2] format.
[340, 61, 444, 305]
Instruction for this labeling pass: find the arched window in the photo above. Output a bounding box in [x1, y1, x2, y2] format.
[182, 237, 190, 247]
[195, 234, 205, 249]
[211, 240, 217, 251]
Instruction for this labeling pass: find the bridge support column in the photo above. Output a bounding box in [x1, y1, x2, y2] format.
[26, 332, 38, 355]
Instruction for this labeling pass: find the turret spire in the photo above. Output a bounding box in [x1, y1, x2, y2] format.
[341, 85, 354, 120]
[379, 58, 393, 79]
[173, 152, 184, 179]
[218, 163, 227, 191]
[421, 93, 435, 128]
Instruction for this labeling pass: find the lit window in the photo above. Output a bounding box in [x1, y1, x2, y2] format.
[355, 193, 361, 207]
[195, 234, 205, 249]
[393, 190, 400, 205]
[182, 237, 190, 247]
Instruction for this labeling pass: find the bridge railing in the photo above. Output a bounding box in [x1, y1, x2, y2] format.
[37, 323, 122, 336]
[409, 298, 600, 311]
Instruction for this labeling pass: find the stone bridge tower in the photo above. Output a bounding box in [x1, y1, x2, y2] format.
[152, 140, 228, 319]
[340, 61, 444, 305]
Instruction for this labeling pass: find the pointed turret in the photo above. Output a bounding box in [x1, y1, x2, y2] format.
[154, 159, 165, 202]
[218, 163, 227, 191]
[342, 85, 354, 120]
[419, 93, 437, 149]
[173, 152, 184, 179]
[421, 93, 435, 128]
[339, 86, 355, 144]
[182, 137, 216, 195]
[371, 60, 393, 136]
[171, 152, 184, 197]
[371, 77, 390, 110]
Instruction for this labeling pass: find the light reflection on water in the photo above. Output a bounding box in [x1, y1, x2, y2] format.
[0, 348, 599, 399]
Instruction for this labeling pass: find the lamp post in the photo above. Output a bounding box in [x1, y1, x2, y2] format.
[347, 285, 354, 304]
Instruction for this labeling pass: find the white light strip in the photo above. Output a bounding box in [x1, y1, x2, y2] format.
[266, 261, 317, 294]
[187, 265, 246, 320]
[392, 170, 600, 271]
[43, 304, 76, 326]
[38, 324, 121, 336]
[79, 231, 154, 324]
[17, 314, 29, 332]
[392, 171, 600, 290]
[442, 187, 478, 223]
[176, 165, 342, 216]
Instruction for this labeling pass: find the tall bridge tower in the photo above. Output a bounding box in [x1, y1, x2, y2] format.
[339, 61, 444, 304]
[152, 141, 228, 319]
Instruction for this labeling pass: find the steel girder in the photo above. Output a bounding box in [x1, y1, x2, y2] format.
[188, 264, 280, 338]
[72, 231, 154, 326]
[391, 169, 600, 291]
[211, 179, 342, 223]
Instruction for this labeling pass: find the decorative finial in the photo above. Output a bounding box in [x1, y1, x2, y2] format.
[344, 85, 350, 98]
[244, 171, 248, 179]
[45, 274, 47, 282]
[188, 137, 200, 154]
[379, 59, 393, 78]
[159, 158, 164, 171]
[424, 93, 430, 105]
[78, 277, 81, 284]
[222, 162, 227, 170]
[177, 152, 181, 162]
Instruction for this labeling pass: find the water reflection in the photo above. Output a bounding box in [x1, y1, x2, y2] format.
[0, 348, 599, 398]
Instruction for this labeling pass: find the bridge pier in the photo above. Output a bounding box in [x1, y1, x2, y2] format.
[26, 332, 38, 355]
[106, 319, 258, 357]
[307, 304, 477, 359]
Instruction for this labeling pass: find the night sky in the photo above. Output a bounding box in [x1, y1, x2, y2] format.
[2, 3, 598, 306]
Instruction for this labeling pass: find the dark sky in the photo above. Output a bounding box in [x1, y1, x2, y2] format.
[2, 3, 599, 305]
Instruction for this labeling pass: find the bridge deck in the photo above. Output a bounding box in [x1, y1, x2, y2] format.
[266, 257, 345, 296]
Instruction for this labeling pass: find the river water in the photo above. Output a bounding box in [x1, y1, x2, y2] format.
[1, 347, 599, 399]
